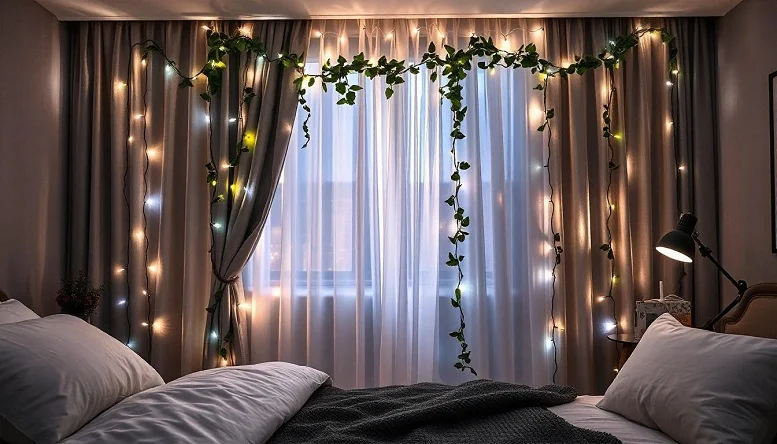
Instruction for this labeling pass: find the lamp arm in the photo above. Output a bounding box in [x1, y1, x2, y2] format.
[693, 233, 748, 330]
[692, 233, 748, 295]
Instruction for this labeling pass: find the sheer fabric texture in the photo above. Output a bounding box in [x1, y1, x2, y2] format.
[244, 19, 554, 388]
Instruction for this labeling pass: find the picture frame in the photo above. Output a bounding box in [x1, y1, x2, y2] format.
[770, 70, 777, 253]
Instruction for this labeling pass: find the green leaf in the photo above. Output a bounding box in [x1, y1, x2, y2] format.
[600, 244, 611, 251]
[459, 161, 470, 170]
[428, 42, 436, 53]
[461, 217, 470, 227]
[554, 233, 561, 242]
[200, 92, 211, 102]
[385, 88, 394, 99]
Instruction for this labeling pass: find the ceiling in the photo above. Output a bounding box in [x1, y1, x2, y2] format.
[34, 0, 742, 20]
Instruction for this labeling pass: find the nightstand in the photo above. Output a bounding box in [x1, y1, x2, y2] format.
[607, 333, 641, 368]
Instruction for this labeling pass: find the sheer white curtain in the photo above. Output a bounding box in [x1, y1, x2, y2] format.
[244, 18, 554, 388]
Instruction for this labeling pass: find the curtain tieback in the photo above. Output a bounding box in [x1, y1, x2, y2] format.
[213, 268, 238, 285]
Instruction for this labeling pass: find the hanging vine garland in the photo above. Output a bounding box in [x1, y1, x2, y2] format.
[143, 25, 677, 375]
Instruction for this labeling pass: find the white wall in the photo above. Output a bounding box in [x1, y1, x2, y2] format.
[717, 0, 777, 304]
[0, 0, 67, 314]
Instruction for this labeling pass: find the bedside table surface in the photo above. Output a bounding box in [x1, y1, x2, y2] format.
[607, 333, 641, 344]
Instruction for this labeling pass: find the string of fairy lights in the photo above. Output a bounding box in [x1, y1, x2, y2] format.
[594, 27, 680, 374]
[116, 41, 163, 358]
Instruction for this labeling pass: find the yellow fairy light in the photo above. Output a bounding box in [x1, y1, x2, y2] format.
[141, 322, 149, 327]
[210, 180, 217, 186]
[147, 147, 160, 160]
[243, 130, 256, 149]
[678, 165, 686, 171]
[385, 32, 394, 40]
[671, 69, 679, 75]
[221, 162, 230, 170]
[538, 73, 547, 81]
[141, 59, 147, 67]
[128, 136, 134, 143]
[115, 81, 127, 90]
[613, 133, 622, 140]
[313, 30, 322, 38]
[115, 266, 125, 274]
[134, 114, 144, 120]
[665, 80, 673, 87]
[148, 261, 160, 275]
[230, 183, 238, 194]
[597, 296, 606, 302]
[666, 120, 674, 128]
[132, 229, 144, 242]
[142, 290, 148, 295]
[339, 35, 346, 43]
[220, 358, 228, 367]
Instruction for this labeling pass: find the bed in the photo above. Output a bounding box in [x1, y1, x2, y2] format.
[1, 284, 777, 444]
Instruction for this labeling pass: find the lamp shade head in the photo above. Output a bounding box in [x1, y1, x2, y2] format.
[656, 213, 698, 263]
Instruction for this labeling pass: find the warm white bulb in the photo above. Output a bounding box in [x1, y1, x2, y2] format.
[165, 65, 173, 74]
[385, 32, 394, 40]
[604, 321, 617, 332]
[142, 290, 148, 296]
[597, 296, 606, 302]
[671, 69, 679, 75]
[339, 35, 345, 43]
[678, 165, 686, 171]
[148, 262, 160, 275]
[545, 337, 554, 350]
[147, 148, 160, 160]
[117, 299, 127, 306]
[134, 114, 144, 120]
[666, 80, 673, 87]
[313, 30, 322, 38]
[141, 322, 149, 327]
[115, 266, 125, 274]
[132, 229, 144, 242]
[141, 59, 147, 67]
[656, 246, 693, 263]
[228, 117, 237, 123]
[204, 115, 211, 124]
[128, 136, 134, 143]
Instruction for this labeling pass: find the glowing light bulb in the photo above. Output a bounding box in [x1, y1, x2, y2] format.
[115, 81, 127, 90]
[277, 53, 284, 58]
[220, 358, 228, 367]
[610, 204, 616, 210]
[604, 321, 617, 332]
[339, 35, 345, 43]
[538, 73, 547, 81]
[666, 80, 673, 87]
[489, 67, 495, 76]
[313, 30, 322, 38]
[415, 28, 421, 35]
[614, 368, 620, 373]
[221, 162, 230, 170]
[201, 25, 210, 31]
[666, 120, 674, 128]
[210, 331, 219, 340]
[134, 114, 144, 120]
[147, 148, 160, 160]
[141, 322, 149, 327]
[228, 117, 237, 123]
[128, 136, 134, 143]
[238, 26, 250, 36]
[613, 134, 622, 140]
[597, 296, 606, 302]
[141, 59, 147, 67]
[230, 183, 238, 194]
[132, 229, 144, 242]
[204, 115, 211, 124]
[671, 69, 679, 75]
[115, 266, 125, 274]
[545, 337, 554, 350]
[385, 32, 394, 40]
[213, 222, 223, 229]
[678, 165, 686, 171]
[127, 341, 135, 349]
[148, 262, 160, 275]
[142, 290, 148, 296]
[117, 299, 127, 306]
[210, 180, 217, 186]
[165, 65, 173, 74]
[238, 302, 251, 312]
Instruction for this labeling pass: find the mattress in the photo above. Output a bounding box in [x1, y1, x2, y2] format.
[548, 396, 677, 444]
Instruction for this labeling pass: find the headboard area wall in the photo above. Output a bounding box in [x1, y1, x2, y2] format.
[0, 289, 8, 302]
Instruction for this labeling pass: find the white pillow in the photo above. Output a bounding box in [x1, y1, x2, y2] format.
[597, 313, 777, 444]
[0, 315, 164, 443]
[0, 299, 40, 324]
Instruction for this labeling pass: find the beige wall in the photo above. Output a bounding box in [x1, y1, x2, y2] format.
[0, 0, 67, 314]
[717, 0, 777, 304]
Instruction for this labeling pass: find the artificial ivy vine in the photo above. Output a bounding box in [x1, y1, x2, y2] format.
[144, 25, 677, 375]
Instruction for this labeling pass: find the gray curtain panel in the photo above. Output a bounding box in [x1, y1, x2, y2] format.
[66, 20, 310, 380]
[202, 22, 311, 369]
[544, 17, 719, 393]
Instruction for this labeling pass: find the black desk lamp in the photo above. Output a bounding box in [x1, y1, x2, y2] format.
[656, 213, 748, 330]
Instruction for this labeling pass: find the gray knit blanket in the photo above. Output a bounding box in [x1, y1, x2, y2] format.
[268, 380, 621, 443]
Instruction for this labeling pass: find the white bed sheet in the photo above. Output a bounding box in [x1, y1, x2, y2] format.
[548, 395, 677, 444]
